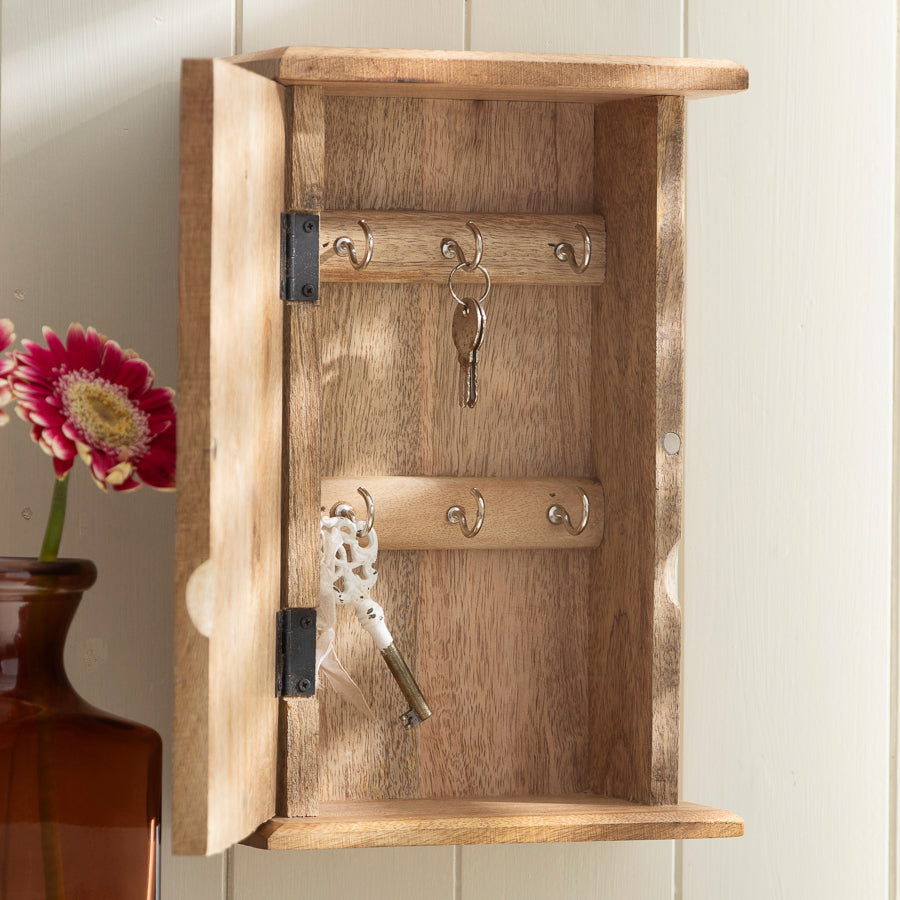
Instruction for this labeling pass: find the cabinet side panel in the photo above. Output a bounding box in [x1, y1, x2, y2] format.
[174, 59, 285, 854]
[175, 58, 214, 856]
[652, 96, 685, 804]
[592, 96, 683, 804]
[279, 85, 325, 819]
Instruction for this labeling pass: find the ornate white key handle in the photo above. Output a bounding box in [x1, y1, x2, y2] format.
[319, 515, 432, 728]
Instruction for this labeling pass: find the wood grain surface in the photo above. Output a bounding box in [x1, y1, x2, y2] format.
[317, 95, 426, 804]
[243, 795, 743, 849]
[320, 476, 604, 549]
[318, 211, 606, 284]
[651, 97, 685, 804]
[174, 44, 724, 861]
[589, 96, 684, 806]
[307, 95, 599, 805]
[174, 43, 741, 865]
[174, 58, 284, 855]
[231, 47, 748, 102]
[279, 85, 325, 818]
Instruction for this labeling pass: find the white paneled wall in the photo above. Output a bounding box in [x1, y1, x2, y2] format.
[469, 0, 681, 55]
[682, 1, 896, 898]
[0, 1, 233, 896]
[0, 2, 894, 899]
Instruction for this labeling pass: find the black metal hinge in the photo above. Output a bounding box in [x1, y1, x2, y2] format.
[280, 212, 320, 302]
[275, 608, 316, 697]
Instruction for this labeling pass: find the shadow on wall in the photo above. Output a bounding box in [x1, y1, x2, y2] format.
[0, 7, 206, 891]
[2, 84, 181, 362]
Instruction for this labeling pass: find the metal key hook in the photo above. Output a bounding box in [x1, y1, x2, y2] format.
[441, 220, 484, 272]
[331, 486, 375, 538]
[446, 487, 485, 538]
[554, 224, 592, 274]
[547, 487, 590, 536]
[334, 219, 374, 270]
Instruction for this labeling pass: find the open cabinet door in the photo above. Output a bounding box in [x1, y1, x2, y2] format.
[174, 58, 285, 855]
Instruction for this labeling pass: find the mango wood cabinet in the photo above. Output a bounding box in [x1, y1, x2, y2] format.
[174, 46, 748, 855]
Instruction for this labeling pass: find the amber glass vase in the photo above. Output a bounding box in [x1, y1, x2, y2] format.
[0, 557, 161, 899]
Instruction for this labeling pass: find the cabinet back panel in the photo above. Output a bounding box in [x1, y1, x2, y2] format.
[316, 97, 597, 801]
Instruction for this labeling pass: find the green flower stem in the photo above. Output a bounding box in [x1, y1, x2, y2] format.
[39, 474, 70, 563]
[34, 470, 73, 891]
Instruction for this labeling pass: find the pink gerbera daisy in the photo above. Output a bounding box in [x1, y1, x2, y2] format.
[0, 319, 16, 427]
[9, 324, 176, 492]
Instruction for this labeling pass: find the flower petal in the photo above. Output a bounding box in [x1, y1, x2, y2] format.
[111, 476, 142, 493]
[0, 319, 15, 354]
[137, 443, 176, 489]
[104, 461, 134, 485]
[83, 327, 104, 369]
[42, 326, 69, 367]
[65, 323, 88, 370]
[53, 455, 74, 478]
[98, 339, 125, 380]
[75, 440, 93, 466]
[17, 340, 55, 371]
[116, 357, 153, 393]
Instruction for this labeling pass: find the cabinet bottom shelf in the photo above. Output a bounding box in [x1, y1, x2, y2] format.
[243, 794, 743, 850]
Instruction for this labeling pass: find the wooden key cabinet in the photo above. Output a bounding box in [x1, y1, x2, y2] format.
[174, 47, 748, 855]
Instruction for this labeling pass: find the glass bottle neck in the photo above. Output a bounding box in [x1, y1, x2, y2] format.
[0, 593, 80, 697]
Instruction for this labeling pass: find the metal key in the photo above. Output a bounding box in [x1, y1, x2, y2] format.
[380, 642, 433, 729]
[452, 297, 486, 408]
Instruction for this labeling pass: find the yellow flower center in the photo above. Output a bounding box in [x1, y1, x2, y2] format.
[62, 374, 149, 457]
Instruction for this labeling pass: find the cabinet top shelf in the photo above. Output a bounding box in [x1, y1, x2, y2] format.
[228, 46, 748, 102]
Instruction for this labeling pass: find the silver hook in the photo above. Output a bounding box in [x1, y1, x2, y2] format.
[554, 224, 591, 274]
[547, 487, 590, 536]
[446, 487, 485, 539]
[331, 486, 375, 538]
[334, 219, 374, 270]
[441, 221, 484, 272]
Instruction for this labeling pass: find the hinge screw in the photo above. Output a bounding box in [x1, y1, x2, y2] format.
[302, 219, 315, 233]
[301, 284, 315, 298]
[298, 678, 312, 693]
[299, 615, 313, 629]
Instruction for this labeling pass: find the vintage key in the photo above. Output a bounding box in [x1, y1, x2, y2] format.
[452, 297, 486, 408]
[380, 642, 434, 728]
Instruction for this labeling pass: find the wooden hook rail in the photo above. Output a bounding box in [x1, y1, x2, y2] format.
[320, 476, 605, 550]
[318, 212, 606, 285]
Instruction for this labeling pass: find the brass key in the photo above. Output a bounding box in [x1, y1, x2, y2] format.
[452, 297, 486, 408]
[380, 642, 433, 728]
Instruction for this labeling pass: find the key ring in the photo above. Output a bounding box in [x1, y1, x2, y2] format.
[448, 262, 491, 308]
